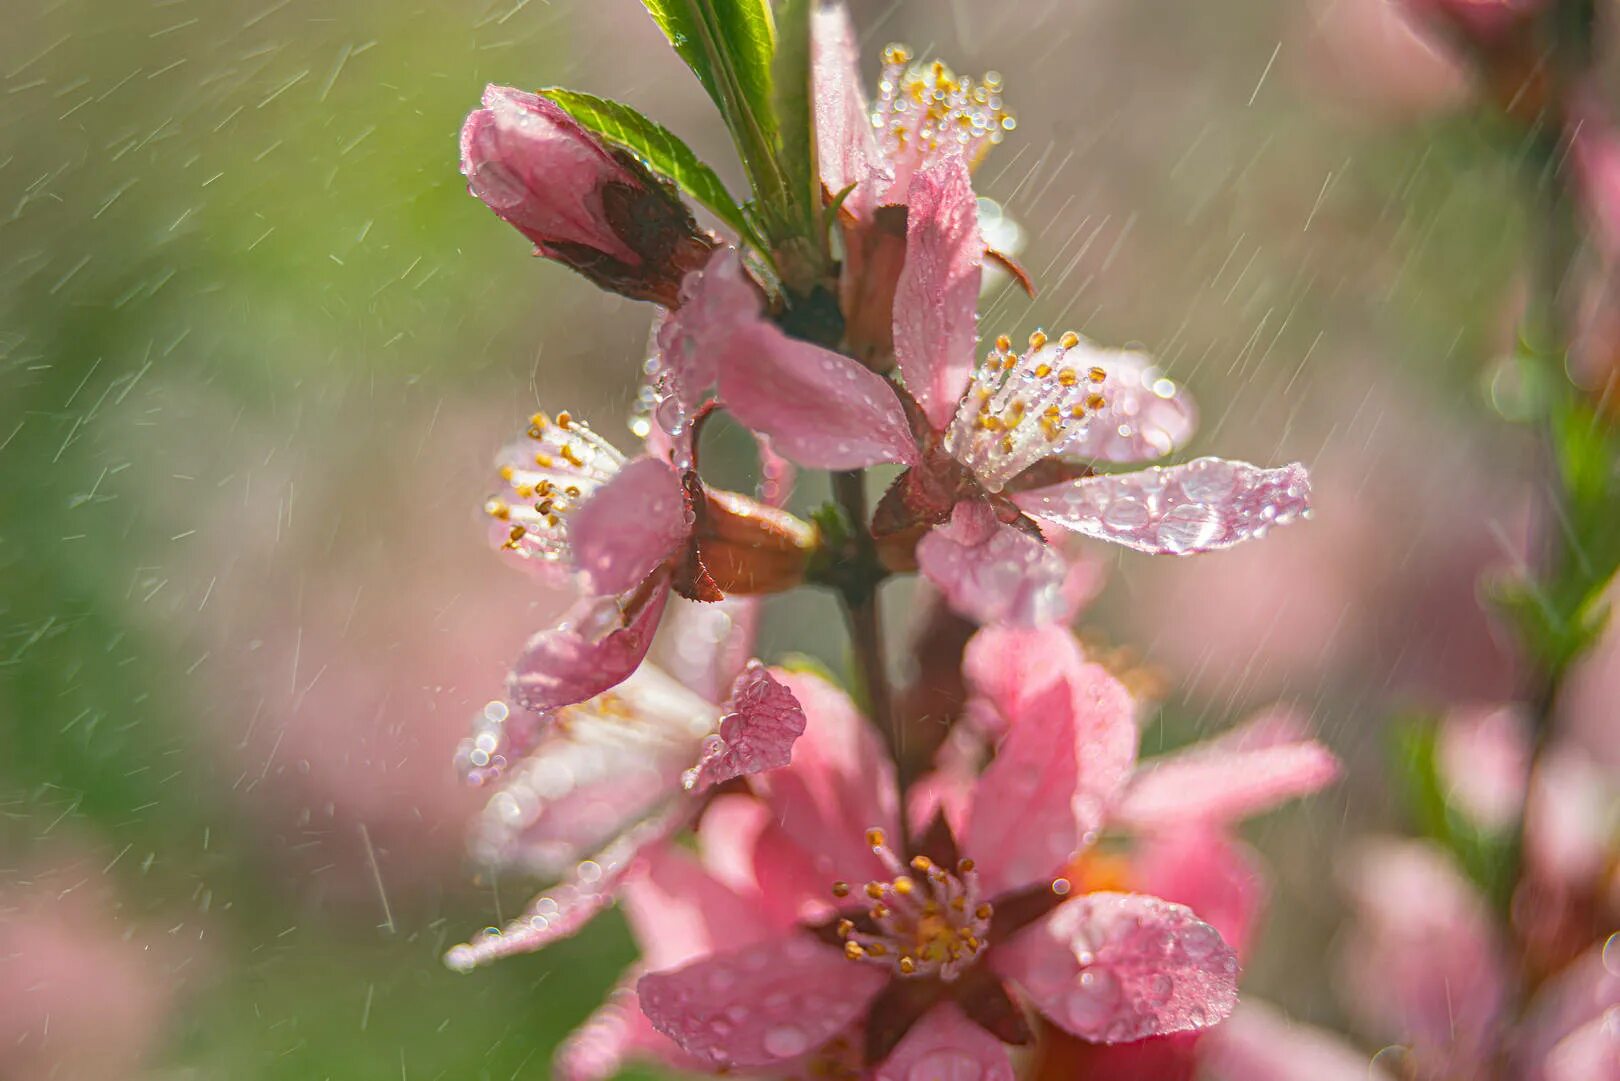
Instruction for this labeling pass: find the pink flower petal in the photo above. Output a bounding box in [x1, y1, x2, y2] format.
[1014, 458, 1311, 556]
[554, 977, 698, 1081]
[1544, 1011, 1620, 1081]
[993, 891, 1239, 1043]
[658, 249, 759, 400]
[1053, 347, 1197, 464]
[811, 1, 882, 220]
[1337, 839, 1507, 1074]
[1525, 743, 1614, 890]
[964, 662, 1137, 896]
[750, 672, 901, 884]
[444, 810, 678, 972]
[637, 934, 888, 1069]
[893, 153, 982, 431]
[698, 793, 833, 928]
[1114, 736, 1340, 832]
[486, 416, 630, 583]
[622, 844, 773, 972]
[873, 1003, 1015, 1081]
[716, 321, 918, 469]
[917, 501, 1076, 627]
[683, 662, 807, 792]
[648, 595, 761, 704]
[1436, 704, 1530, 833]
[567, 456, 688, 595]
[963, 622, 1091, 734]
[1133, 828, 1268, 960]
[506, 580, 670, 713]
[1202, 1000, 1392, 1081]
[1516, 942, 1620, 1074]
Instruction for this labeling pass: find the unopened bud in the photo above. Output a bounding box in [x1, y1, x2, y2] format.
[460, 86, 715, 306]
[694, 488, 815, 594]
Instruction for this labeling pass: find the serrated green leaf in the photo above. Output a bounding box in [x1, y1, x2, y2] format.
[538, 87, 763, 249]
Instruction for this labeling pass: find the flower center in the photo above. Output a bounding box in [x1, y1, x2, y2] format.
[483, 410, 625, 562]
[873, 46, 1014, 176]
[945, 330, 1113, 490]
[832, 828, 992, 982]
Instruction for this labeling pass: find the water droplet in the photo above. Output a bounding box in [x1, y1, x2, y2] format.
[1178, 460, 1236, 502]
[1146, 972, 1174, 1003]
[1064, 966, 1122, 1030]
[1155, 503, 1220, 553]
[471, 161, 529, 209]
[1102, 497, 1150, 530]
[763, 1023, 809, 1057]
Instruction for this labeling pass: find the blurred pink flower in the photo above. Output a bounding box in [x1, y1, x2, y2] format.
[0, 849, 198, 1081]
[460, 85, 713, 305]
[1295, 0, 1470, 122]
[1437, 703, 1531, 832]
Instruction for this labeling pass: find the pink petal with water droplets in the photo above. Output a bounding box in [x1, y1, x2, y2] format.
[648, 595, 760, 704]
[1115, 736, 1340, 832]
[622, 845, 773, 972]
[811, 1, 882, 220]
[1338, 839, 1506, 1074]
[717, 322, 918, 470]
[506, 580, 671, 713]
[683, 663, 807, 792]
[873, 1003, 1015, 1081]
[964, 662, 1137, 896]
[569, 456, 688, 595]
[963, 622, 1090, 734]
[554, 977, 698, 1081]
[1015, 458, 1311, 556]
[1545, 1011, 1620, 1081]
[1056, 347, 1197, 464]
[917, 501, 1076, 627]
[658, 249, 759, 399]
[445, 811, 678, 972]
[750, 672, 901, 884]
[994, 891, 1239, 1043]
[893, 154, 982, 431]
[1134, 828, 1268, 961]
[1202, 1000, 1393, 1081]
[637, 934, 888, 1069]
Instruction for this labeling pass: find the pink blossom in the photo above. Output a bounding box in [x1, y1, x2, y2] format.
[461, 85, 713, 305]
[631, 664, 1242, 1075]
[1436, 704, 1531, 833]
[663, 247, 1310, 626]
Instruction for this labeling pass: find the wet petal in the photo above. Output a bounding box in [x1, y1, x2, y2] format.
[964, 660, 1137, 896]
[554, 977, 698, 1081]
[637, 934, 888, 1069]
[963, 621, 1091, 735]
[1049, 347, 1196, 464]
[683, 663, 807, 792]
[1133, 828, 1268, 961]
[698, 793, 833, 928]
[568, 456, 689, 595]
[647, 595, 761, 704]
[1516, 942, 1620, 1074]
[993, 891, 1239, 1043]
[1202, 1000, 1393, 1081]
[622, 844, 773, 972]
[750, 671, 901, 884]
[873, 1002, 1015, 1081]
[917, 501, 1075, 627]
[716, 321, 918, 469]
[811, 1, 882, 219]
[1015, 458, 1311, 556]
[506, 580, 670, 713]
[1114, 734, 1340, 831]
[893, 153, 982, 431]
[1545, 1011, 1620, 1081]
[445, 811, 678, 972]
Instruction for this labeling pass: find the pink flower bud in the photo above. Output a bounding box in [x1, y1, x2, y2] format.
[460, 85, 714, 305]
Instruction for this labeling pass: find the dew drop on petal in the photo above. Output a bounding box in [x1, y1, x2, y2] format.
[763, 1023, 810, 1058]
[1102, 497, 1150, 530]
[909, 1050, 984, 1081]
[1064, 966, 1122, 1029]
[1154, 503, 1221, 553]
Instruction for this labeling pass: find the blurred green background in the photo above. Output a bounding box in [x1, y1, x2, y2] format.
[0, 0, 1564, 1077]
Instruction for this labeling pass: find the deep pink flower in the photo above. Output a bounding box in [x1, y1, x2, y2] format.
[461, 85, 714, 305]
[663, 246, 1309, 626]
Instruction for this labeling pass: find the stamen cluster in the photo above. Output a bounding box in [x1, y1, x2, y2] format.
[873, 46, 1015, 173]
[483, 411, 625, 560]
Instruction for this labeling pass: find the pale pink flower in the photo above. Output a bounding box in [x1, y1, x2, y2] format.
[460, 85, 713, 305]
[663, 246, 1309, 626]
[1437, 703, 1531, 833]
[444, 652, 805, 973]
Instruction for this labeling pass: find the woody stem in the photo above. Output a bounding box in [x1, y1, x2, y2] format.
[830, 468, 909, 839]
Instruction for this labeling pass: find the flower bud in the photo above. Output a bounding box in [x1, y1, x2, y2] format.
[693, 488, 815, 595]
[460, 85, 715, 306]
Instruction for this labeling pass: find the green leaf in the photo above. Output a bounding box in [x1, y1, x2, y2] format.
[639, 1, 784, 209]
[770, 0, 817, 233]
[538, 87, 763, 248]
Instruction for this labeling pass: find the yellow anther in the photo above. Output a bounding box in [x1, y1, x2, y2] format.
[995, 334, 1012, 353]
[1058, 369, 1079, 387]
[1088, 366, 1107, 383]
[865, 882, 885, 900]
[845, 941, 866, 960]
[560, 444, 585, 468]
[832, 881, 851, 898]
[958, 859, 975, 873]
[1070, 404, 1087, 418]
[1028, 330, 1048, 351]
[866, 828, 887, 848]
[892, 876, 914, 896]
[1086, 393, 1107, 411]
[514, 484, 534, 498]
[975, 902, 994, 920]
[498, 465, 515, 482]
[534, 452, 554, 468]
[836, 918, 855, 936]
[910, 856, 934, 872]
[898, 957, 917, 975]
[564, 485, 580, 498]
[883, 44, 912, 65]
[999, 435, 1014, 454]
[866, 942, 888, 957]
[485, 499, 510, 520]
[1034, 363, 1052, 378]
[1059, 331, 1080, 349]
[555, 411, 573, 428]
[507, 524, 526, 543]
[527, 412, 549, 438]
[870, 903, 890, 920]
